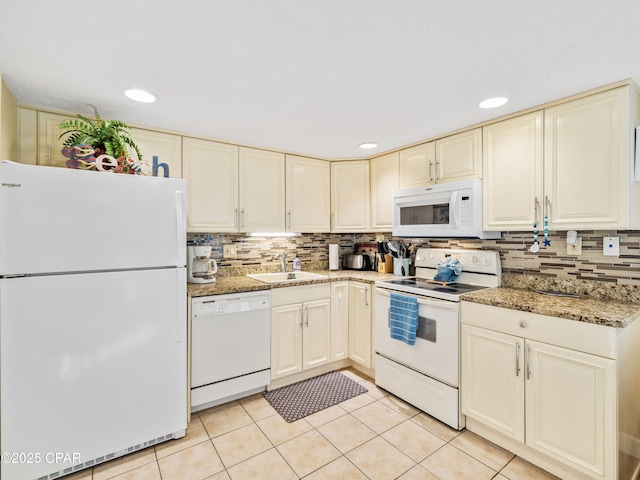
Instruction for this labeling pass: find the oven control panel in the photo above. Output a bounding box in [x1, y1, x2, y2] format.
[414, 248, 500, 275]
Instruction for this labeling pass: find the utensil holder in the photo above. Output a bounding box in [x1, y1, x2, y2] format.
[377, 254, 394, 273]
[393, 258, 409, 276]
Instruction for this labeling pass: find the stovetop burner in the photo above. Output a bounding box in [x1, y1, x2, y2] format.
[381, 278, 486, 293]
[376, 278, 489, 301]
[374, 248, 501, 302]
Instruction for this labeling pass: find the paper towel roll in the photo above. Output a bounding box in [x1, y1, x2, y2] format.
[329, 244, 339, 270]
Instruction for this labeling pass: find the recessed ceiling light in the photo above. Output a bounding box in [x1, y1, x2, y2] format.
[359, 142, 378, 149]
[124, 89, 156, 103]
[479, 97, 508, 109]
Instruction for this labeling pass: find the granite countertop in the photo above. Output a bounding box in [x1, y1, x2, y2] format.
[187, 270, 398, 298]
[188, 269, 640, 328]
[461, 287, 640, 328]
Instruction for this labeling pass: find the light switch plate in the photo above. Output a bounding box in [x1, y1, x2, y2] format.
[223, 244, 237, 258]
[603, 236, 620, 257]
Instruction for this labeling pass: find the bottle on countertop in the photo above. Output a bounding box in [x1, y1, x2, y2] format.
[293, 253, 302, 271]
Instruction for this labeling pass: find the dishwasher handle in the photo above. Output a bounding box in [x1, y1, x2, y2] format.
[192, 292, 271, 318]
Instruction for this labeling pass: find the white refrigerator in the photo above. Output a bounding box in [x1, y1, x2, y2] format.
[0, 161, 187, 480]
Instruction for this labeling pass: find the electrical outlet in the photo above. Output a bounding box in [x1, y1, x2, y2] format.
[566, 237, 582, 255]
[223, 244, 237, 258]
[375, 234, 385, 242]
[603, 236, 620, 257]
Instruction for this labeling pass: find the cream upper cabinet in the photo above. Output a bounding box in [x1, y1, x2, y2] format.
[435, 128, 482, 182]
[331, 160, 370, 232]
[483, 86, 640, 231]
[239, 147, 285, 232]
[37, 111, 73, 168]
[183, 137, 239, 232]
[29, 110, 182, 178]
[398, 129, 480, 188]
[461, 302, 620, 480]
[348, 281, 372, 368]
[544, 86, 639, 230]
[399, 142, 435, 188]
[0, 77, 18, 162]
[370, 152, 400, 232]
[330, 281, 349, 362]
[482, 111, 544, 231]
[370, 152, 399, 231]
[285, 155, 330, 232]
[128, 128, 182, 178]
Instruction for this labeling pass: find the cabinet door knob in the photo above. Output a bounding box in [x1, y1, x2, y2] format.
[519, 321, 526, 328]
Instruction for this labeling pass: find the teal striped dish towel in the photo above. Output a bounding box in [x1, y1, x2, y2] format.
[389, 292, 419, 345]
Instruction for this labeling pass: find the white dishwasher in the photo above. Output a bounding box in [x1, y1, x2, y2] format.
[191, 290, 271, 411]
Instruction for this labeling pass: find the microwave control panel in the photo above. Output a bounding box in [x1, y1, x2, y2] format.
[459, 194, 471, 226]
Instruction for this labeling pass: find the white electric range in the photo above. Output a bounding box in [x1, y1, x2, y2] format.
[374, 248, 501, 429]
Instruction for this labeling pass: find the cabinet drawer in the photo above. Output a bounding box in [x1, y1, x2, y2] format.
[461, 301, 618, 359]
[271, 283, 331, 306]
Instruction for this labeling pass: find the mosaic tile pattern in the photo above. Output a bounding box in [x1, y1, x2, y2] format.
[187, 230, 640, 287]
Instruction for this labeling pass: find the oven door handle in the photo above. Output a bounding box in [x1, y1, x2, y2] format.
[375, 287, 459, 311]
[416, 297, 459, 311]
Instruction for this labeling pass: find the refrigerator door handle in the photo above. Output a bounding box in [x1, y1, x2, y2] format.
[176, 303, 184, 343]
[175, 191, 185, 266]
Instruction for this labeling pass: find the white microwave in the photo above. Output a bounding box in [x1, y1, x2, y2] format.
[392, 178, 500, 239]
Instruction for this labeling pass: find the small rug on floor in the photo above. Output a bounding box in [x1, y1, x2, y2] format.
[263, 371, 368, 423]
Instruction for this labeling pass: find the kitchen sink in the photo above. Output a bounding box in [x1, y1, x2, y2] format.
[246, 271, 329, 284]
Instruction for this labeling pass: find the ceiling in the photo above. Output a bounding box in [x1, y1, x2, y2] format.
[1, 1, 639, 160]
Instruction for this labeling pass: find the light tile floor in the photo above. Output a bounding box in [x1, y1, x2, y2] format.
[65, 369, 560, 480]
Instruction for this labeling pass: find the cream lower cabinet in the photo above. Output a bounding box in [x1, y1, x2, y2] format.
[270, 284, 331, 380]
[348, 281, 372, 368]
[462, 326, 525, 442]
[461, 302, 623, 480]
[330, 281, 349, 362]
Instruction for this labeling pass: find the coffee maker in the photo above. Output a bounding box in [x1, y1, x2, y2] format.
[187, 245, 218, 284]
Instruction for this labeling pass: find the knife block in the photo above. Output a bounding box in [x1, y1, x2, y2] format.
[377, 254, 394, 273]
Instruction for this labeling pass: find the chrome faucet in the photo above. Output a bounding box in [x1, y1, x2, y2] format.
[275, 248, 287, 272]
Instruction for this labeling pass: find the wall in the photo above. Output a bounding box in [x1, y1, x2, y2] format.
[188, 230, 640, 286]
[0, 74, 18, 161]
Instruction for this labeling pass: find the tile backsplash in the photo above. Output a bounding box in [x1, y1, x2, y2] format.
[187, 230, 640, 286]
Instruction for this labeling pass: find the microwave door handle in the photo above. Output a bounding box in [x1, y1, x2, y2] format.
[449, 190, 459, 227]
